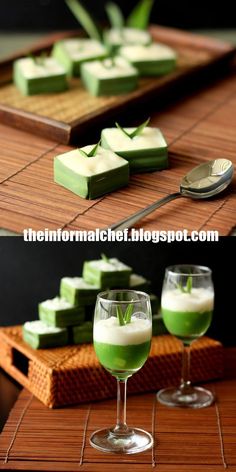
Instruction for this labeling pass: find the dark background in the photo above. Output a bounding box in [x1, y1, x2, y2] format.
[0, 237, 234, 346]
[0, 0, 235, 31]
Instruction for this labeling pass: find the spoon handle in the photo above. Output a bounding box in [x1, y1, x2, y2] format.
[109, 192, 182, 232]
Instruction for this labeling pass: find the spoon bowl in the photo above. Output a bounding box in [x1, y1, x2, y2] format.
[110, 158, 234, 231]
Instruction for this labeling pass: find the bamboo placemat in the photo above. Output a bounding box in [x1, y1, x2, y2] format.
[0, 348, 235, 471]
[0, 66, 236, 233]
[0, 26, 235, 143]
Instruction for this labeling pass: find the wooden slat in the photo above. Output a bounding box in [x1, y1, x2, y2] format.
[0, 348, 235, 471]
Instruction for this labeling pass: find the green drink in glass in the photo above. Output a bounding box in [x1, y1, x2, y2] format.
[157, 265, 214, 409]
[90, 290, 153, 454]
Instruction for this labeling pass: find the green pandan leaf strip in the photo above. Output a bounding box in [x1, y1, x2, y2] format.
[65, 0, 102, 42]
[186, 276, 192, 294]
[124, 303, 133, 324]
[126, 0, 154, 30]
[129, 117, 150, 138]
[105, 2, 125, 29]
[115, 122, 132, 139]
[116, 305, 125, 326]
[101, 253, 109, 262]
[79, 140, 101, 158]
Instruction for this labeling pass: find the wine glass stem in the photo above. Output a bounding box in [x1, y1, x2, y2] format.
[113, 379, 129, 434]
[180, 343, 192, 393]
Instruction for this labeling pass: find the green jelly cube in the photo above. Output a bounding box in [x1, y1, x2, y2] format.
[81, 57, 138, 96]
[129, 273, 151, 292]
[120, 43, 177, 76]
[150, 293, 160, 314]
[13, 57, 68, 96]
[38, 296, 84, 327]
[104, 27, 152, 52]
[101, 126, 168, 173]
[152, 314, 168, 336]
[60, 277, 100, 306]
[54, 145, 129, 199]
[72, 322, 93, 344]
[52, 38, 108, 77]
[83, 257, 132, 289]
[23, 320, 68, 349]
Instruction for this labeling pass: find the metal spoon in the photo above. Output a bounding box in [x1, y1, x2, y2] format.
[109, 159, 234, 232]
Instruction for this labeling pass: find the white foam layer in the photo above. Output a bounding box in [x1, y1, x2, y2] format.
[161, 288, 214, 312]
[120, 43, 176, 62]
[102, 127, 167, 151]
[89, 257, 131, 272]
[17, 57, 65, 79]
[62, 277, 99, 289]
[56, 146, 127, 177]
[24, 320, 63, 334]
[129, 273, 147, 287]
[62, 38, 107, 60]
[40, 297, 72, 310]
[94, 315, 152, 345]
[82, 57, 137, 79]
[106, 27, 151, 46]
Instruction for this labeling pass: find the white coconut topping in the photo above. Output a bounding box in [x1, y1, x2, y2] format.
[161, 288, 214, 313]
[120, 43, 177, 62]
[102, 127, 167, 151]
[89, 257, 131, 272]
[61, 38, 107, 60]
[129, 274, 147, 287]
[24, 320, 63, 335]
[16, 57, 66, 79]
[81, 56, 137, 79]
[62, 277, 99, 289]
[106, 27, 151, 46]
[40, 297, 72, 310]
[56, 146, 127, 177]
[94, 315, 152, 345]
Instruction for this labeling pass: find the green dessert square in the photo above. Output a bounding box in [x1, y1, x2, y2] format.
[104, 27, 152, 52]
[129, 273, 151, 292]
[60, 277, 100, 306]
[81, 57, 138, 96]
[13, 56, 68, 96]
[23, 320, 68, 349]
[52, 38, 108, 76]
[38, 296, 84, 327]
[83, 257, 132, 289]
[54, 145, 129, 199]
[72, 321, 93, 344]
[120, 43, 177, 76]
[101, 126, 168, 173]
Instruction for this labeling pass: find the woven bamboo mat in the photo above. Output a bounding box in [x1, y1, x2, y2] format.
[0, 66, 236, 233]
[0, 348, 235, 471]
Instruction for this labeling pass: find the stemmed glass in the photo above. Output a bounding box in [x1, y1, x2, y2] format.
[157, 265, 214, 409]
[90, 290, 153, 454]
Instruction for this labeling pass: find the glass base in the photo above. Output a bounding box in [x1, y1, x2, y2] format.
[90, 427, 153, 454]
[157, 386, 214, 409]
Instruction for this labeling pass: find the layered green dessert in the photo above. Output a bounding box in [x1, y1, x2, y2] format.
[23, 320, 68, 349]
[101, 124, 168, 173]
[83, 256, 132, 289]
[161, 287, 214, 344]
[104, 27, 152, 52]
[38, 296, 84, 327]
[129, 273, 151, 292]
[72, 321, 93, 344]
[94, 315, 152, 379]
[54, 145, 129, 199]
[13, 56, 68, 96]
[81, 57, 138, 96]
[52, 38, 108, 76]
[120, 43, 177, 76]
[60, 277, 100, 306]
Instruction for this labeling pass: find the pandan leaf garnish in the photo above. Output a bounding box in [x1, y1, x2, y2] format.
[101, 253, 109, 262]
[65, 0, 102, 42]
[79, 140, 101, 158]
[105, 2, 125, 29]
[177, 276, 193, 294]
[127, 0, 154, 30]
[115, 117, 150, 139]
[116, 303, 134, 326]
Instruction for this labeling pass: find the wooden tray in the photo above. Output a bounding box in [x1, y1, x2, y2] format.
[0, 26, 235, 144]
[0, 346, 235, 472]
[0, 326, 223, 408]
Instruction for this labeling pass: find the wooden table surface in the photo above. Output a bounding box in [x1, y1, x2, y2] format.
[0, 347, 235, 471]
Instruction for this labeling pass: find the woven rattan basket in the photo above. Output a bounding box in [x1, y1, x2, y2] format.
[0, 326, 223, 408]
